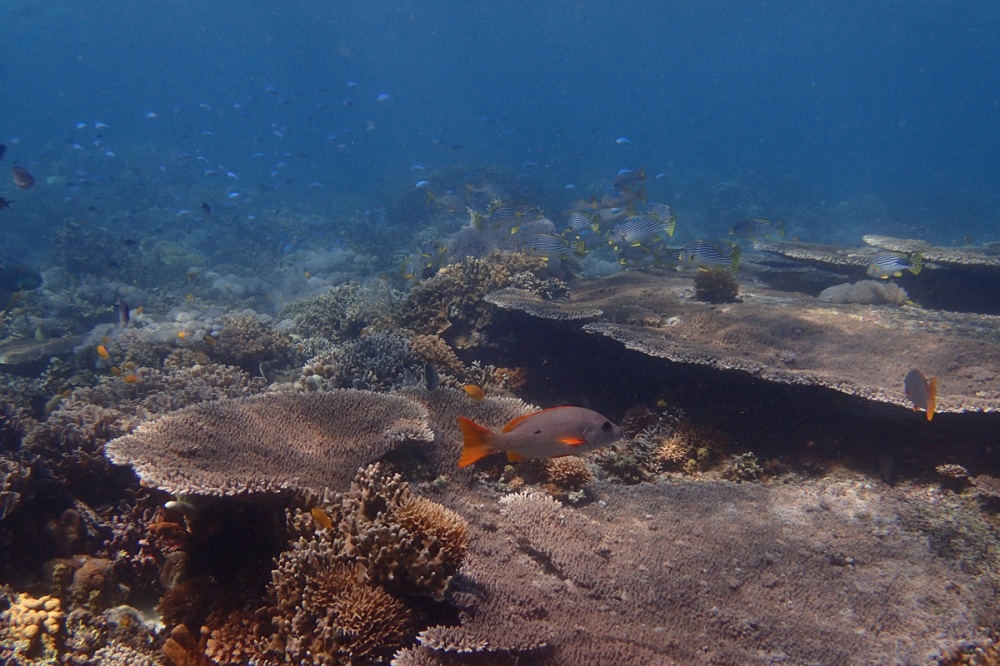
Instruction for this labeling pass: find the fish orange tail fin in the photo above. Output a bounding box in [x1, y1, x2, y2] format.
[457, 417, 496, 467]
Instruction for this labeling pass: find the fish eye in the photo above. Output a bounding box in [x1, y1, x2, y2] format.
[601, 421, 613, 432]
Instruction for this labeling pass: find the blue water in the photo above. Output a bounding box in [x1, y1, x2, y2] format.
[2, 0, 1000, 264]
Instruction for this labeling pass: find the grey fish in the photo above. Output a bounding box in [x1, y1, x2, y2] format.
[903, 368, 936, 421]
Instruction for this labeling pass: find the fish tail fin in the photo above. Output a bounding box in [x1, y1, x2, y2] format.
[926, 376, 937, 421]
[457, 417, 496, 467]
[909, 252, 924, 275]
[467, 207, 484, 231]
[665, 211, 678, 237]
[728, 242, 742, 272]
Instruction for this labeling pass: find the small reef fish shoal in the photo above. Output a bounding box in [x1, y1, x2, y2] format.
[457, 406, 624, 467]
[904, 368, 937, 421]
[867, 251, 923, 279]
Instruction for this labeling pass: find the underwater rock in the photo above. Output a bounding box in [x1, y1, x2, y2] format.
[818, 279, 908, 305]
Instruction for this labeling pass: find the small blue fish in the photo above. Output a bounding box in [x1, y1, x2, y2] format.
[616, 137, 633, 145]
[866, 252, 923, 279]
[415, 180, 431, 189]
[376, 93, 392, 102]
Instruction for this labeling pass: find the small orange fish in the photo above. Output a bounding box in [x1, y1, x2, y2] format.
[457, 406, 624, 467]
[463, 384, 485, 401]
[134, 306, 144, 315]
[122, 374, 139, 384]
[304, 271, 311, 279]
[123, 361, 138, 370]
[110, 366, 122, 376]
[185, 293, 194, 301]
[904, 369, 937, 421]
[203, 333, 217, 347]
[310, 507, 334, 530]
[177, 331, 187, 339]
[96, 344, 110, 360]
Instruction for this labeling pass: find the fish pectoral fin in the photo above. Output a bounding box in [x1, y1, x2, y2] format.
[506, 451, 529, 462]
[557, 436, 586, 446]
[457, 417, 496, 467]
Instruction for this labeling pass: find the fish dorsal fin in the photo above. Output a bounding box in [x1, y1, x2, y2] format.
[507, 451, 528, 462]
[501, 406, 567, 433]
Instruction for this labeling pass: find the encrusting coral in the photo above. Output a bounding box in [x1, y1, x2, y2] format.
[0, 592, 64, 662]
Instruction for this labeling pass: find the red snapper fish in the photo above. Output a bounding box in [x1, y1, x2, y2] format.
[457, 406, 624, 468]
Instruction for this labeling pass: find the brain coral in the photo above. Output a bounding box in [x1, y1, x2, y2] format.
[104, 390, 434, 495]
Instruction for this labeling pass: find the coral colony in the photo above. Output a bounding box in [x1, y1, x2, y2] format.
[2, 171, 1000, 665]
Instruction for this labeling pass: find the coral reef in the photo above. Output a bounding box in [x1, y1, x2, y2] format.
[105, 390, 435, 495]
[721, 451, 763, 482]
[300, 331, 422, 392]
[544, 456, 594, 492]
[281, 281, 399, 343]
[263, 464, 469, 663]
[212, 312, 291, 372]
[693, 267, 740, 303]
[399, 252, 554, 349]
[409, 334, 467, 383]
[487, 269, 1000, 413]
[400, 477, 1000, 664]
[0, 593, 64, 663]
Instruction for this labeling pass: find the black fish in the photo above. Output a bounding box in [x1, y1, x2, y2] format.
[116, 293, 130, 328]
[0, 144, 5, 161]
[0, 197, 13, 211]
[0, 261, 41, 291]
[201, 201, 211, 216]
[424, 362, 440, 391]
